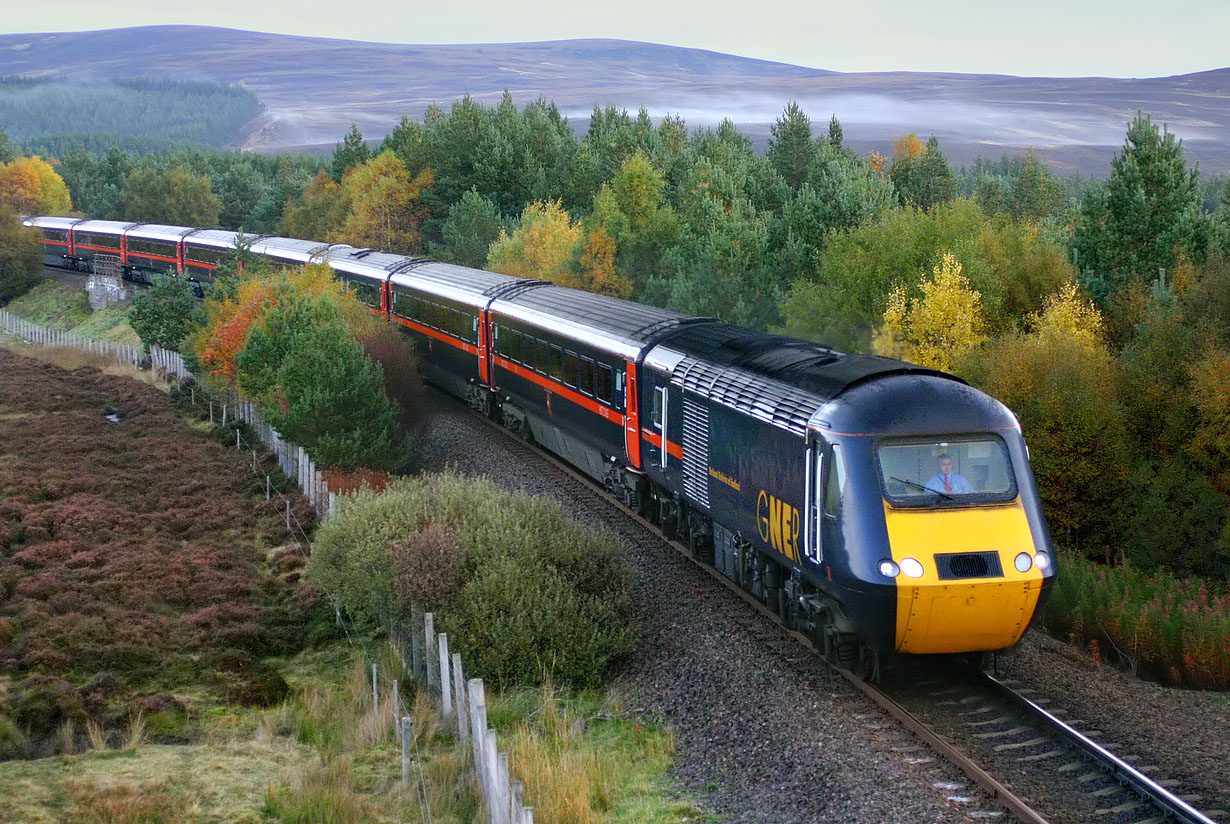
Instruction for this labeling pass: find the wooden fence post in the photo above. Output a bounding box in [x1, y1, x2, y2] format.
[509, 780, 524, 824]
[468, 679, 487, 794]
[411, 604, 423, 680]
[424, 613, 438, 693]
[482, 728, 496, 824]
[438, 633, 452, 718]
[400, 715, 413, 789]
[453, 653, 468, 743]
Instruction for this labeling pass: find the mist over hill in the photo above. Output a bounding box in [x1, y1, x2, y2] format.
[1, 26, 1227, 175]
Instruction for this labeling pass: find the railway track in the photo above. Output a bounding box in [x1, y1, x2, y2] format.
[445, 391, 1227, 824]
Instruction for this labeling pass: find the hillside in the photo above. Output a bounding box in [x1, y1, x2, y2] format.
[1, 26, 1228, 173]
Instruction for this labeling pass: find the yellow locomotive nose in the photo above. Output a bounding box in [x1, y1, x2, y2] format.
[883, 500, 1045, 654]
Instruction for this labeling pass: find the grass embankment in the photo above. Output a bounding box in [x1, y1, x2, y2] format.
[1044, 552, 1230, 689]
[5, 278, 138, 341]
[0, 643, 706, 824]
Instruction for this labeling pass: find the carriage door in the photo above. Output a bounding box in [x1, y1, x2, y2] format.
[807, 440, 847, 566]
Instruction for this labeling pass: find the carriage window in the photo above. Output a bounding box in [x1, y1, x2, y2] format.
[876, 437, 1016, 507]
[652, 385, 664, 429]
[578, 357, 594, 396]
[537, 339, 550, 373]
[595, 364, 614, 404]
[80, 232, 121, 250]
[563, 352, 579, 387]
[549, 346, 564, 381]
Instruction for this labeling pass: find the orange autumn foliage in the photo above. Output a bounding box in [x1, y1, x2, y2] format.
[198, 279, 276, 381]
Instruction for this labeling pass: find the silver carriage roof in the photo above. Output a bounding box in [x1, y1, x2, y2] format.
[126, 223, 197, 243]
[183, 228, 240, 250]
[70, 219, 134, 235]
[328, 249, 413, 287]
[490, 284, 696, 362]
[251, 236, 353, 265]
[24, 215, 82, 231]
[389, 261, 520, 309]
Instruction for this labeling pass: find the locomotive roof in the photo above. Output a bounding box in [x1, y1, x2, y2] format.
[652, 322, 960, 434]
[491, 284, 699, 358]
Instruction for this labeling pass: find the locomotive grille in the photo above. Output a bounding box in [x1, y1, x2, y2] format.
[681, 397, 710, 507]
[935, 551, 1002, 580]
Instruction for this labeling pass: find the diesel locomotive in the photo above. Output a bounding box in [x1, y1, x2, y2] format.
[25, 215, 1057, 675]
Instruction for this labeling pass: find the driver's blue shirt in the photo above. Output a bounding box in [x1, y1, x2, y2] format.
[925, 472, 973, 494]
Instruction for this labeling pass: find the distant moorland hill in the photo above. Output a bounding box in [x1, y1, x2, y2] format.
[1, 26, 1227, 174]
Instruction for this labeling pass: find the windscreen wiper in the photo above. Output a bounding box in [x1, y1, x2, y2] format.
[890, 476, 953, 501]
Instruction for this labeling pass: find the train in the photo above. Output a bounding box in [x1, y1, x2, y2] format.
[23, 215, 1057, 677]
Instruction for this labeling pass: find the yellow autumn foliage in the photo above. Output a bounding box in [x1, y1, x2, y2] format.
[873, 253, 987, 372]
[1027, 281, 1105, 352]
[487, 200, 582, 283]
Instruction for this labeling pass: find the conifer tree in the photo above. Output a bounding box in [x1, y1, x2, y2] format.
[331, 123, 372, 182]
[767, 102, 814, 191]
[1074, 112, 1204, 294]
[828, 115, 844, 151]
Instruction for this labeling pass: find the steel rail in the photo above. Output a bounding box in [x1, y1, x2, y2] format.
[980, 671, 1219, 824]
[452, 392, 1054, 824]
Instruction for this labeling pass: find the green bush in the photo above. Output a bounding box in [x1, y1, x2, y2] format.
[448, 555, 634, 689]
[308, 473, 636, 688]
[0, 713, 27, 759]
[128, 274, 199, 352]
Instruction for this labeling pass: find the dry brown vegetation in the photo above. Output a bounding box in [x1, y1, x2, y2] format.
[0, 348, 320, 756]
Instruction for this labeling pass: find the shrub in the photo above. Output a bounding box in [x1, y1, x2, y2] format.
[309, 473, 636, 687]
[0, 713, 27, 759]
[448, 555, 634, 689]
[128, 274, 200, 352]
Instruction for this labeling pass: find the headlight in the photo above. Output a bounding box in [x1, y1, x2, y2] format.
[1014, 552, 1033, 572]
[1034, 552, 1052, 572]
[900, 557, 925, 579]
[878, 559, 900, 578]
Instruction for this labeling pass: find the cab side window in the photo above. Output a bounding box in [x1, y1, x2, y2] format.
[824, 444, 846, 518]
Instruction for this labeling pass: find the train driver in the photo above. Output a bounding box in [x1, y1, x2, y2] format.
[925, 453, 973, 495]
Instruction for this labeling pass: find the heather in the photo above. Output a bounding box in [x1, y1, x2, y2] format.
[0, 348, 319, 754]
[1044, 552, 1230, 690]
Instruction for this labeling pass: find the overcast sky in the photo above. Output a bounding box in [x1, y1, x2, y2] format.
[3, 0, 1227, 78]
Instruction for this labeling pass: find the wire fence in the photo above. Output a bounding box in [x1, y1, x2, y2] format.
[378, 609, 535, 824]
